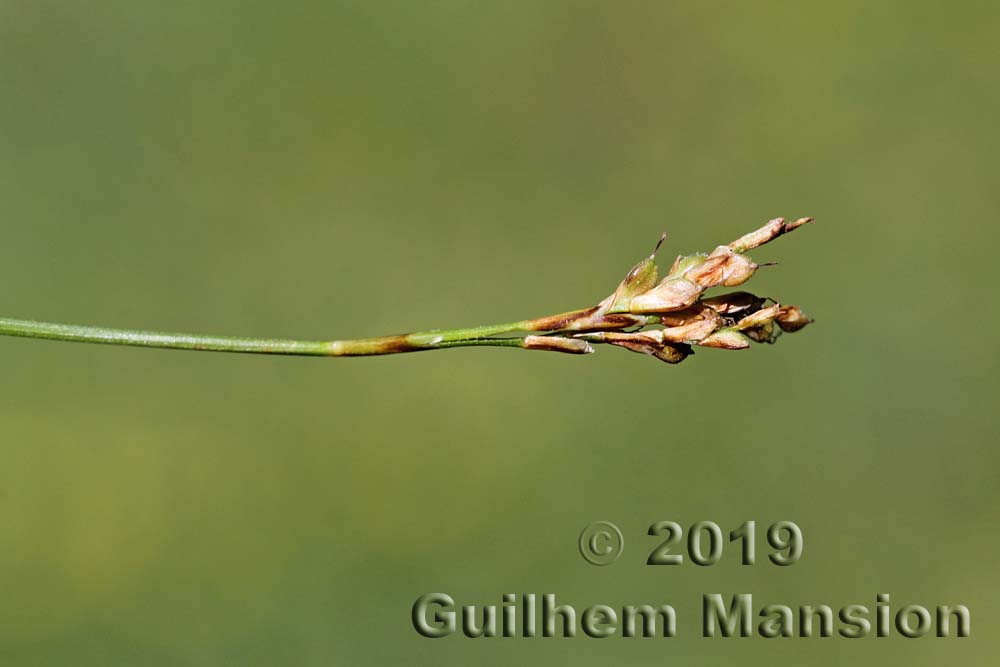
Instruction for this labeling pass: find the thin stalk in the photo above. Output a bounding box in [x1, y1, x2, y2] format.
[0, 316, 562, 357]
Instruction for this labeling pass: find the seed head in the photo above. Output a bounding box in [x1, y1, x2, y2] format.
[545, 217, 815, 365]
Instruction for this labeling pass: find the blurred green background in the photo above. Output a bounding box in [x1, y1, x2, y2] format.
[1, 1, 997, 664]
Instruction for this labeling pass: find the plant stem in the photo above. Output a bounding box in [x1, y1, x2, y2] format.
[0, 316, 559, 357]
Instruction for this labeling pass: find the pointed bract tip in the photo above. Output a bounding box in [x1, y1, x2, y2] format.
[652, 232, 667, 257]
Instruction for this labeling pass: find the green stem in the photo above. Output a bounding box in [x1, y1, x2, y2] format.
[0, 316, 547, 357]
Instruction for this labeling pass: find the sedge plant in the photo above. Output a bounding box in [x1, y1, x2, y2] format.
[0, 217, 815, 364]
